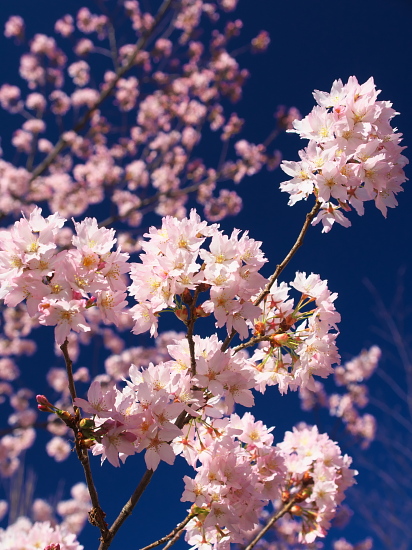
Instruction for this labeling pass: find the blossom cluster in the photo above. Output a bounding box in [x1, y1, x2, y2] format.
[276, 425, 357, 543]
[0, 207, 130, 345]
[0, 482, 89, 550]
[73, 332, 258, 470]
[128, 209, 266, 340]
[181, 412, 286, 548]
[0, 518, 82, 550]
[251, 273, 340, 394]
[280, 76, 408, 231]
[299, 346, 380, 447]
[73, 360, 188, 470]
[180, 419, 356, 548]
[129, 212, 341, 396]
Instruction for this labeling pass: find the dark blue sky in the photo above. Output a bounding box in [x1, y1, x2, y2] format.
[0, 1, 411, 549]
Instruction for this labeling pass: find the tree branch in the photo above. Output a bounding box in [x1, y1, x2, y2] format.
[60, 339, 110, 542]
[98, 469, 154, 550]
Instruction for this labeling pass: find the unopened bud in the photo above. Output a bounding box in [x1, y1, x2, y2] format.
[302, 471, 313, 485]
[281, 490, 290, 503]
[295, 488, 311, 502]
[79, 418, 95, 430]
[270, 333, 289, 346]
[81, 438, 96, 449]
[181, 288, 193, 305]
[36, 395, 54, 413]
[254, 321, 266, 336]
[174, 307, 188, 322]
[290, 504, 302, 516]
[194, 305, 210, 318]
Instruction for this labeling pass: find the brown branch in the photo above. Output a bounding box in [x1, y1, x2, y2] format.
[232, 335, 271, 354]
[98, 469, 154, 550]
[253, 200, 322, 308]
[60, 339, 78, 406]
[221, 200, 321, 352]
[139, 512, 196, 550]
[243, 498, 298, 550]
[60, 339, 110, 542]
[28, 0, 174, 184]
[162, 525, 187, 550]
[186, 285, 204, 376]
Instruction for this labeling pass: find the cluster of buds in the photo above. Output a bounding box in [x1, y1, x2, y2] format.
[37, 395, 96, 449]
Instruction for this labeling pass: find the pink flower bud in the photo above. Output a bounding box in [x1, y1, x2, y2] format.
[72, 290, 83, 300]
[36, 395, 54, 412]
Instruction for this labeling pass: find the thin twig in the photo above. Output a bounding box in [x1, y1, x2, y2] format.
[60, 340, 78, 406]
[221, 200, 322, 352]
[139, 512, 196, 550]
[162, 526, 186, 550]
[186, 286, 203, 376]
[232, 335, 271, 354]
[254, 200, 322, 309]
[244, 498, 298, 550]
[98, 469, 154, 550]
[107, 20, 120, 71]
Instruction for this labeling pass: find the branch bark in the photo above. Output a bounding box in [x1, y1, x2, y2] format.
[60, 340, 110, 542]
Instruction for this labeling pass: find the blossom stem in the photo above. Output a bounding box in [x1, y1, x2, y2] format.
[221, 200, 321, 352]
[255, 200, 322, 308]
[139, 512, 196, 550]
